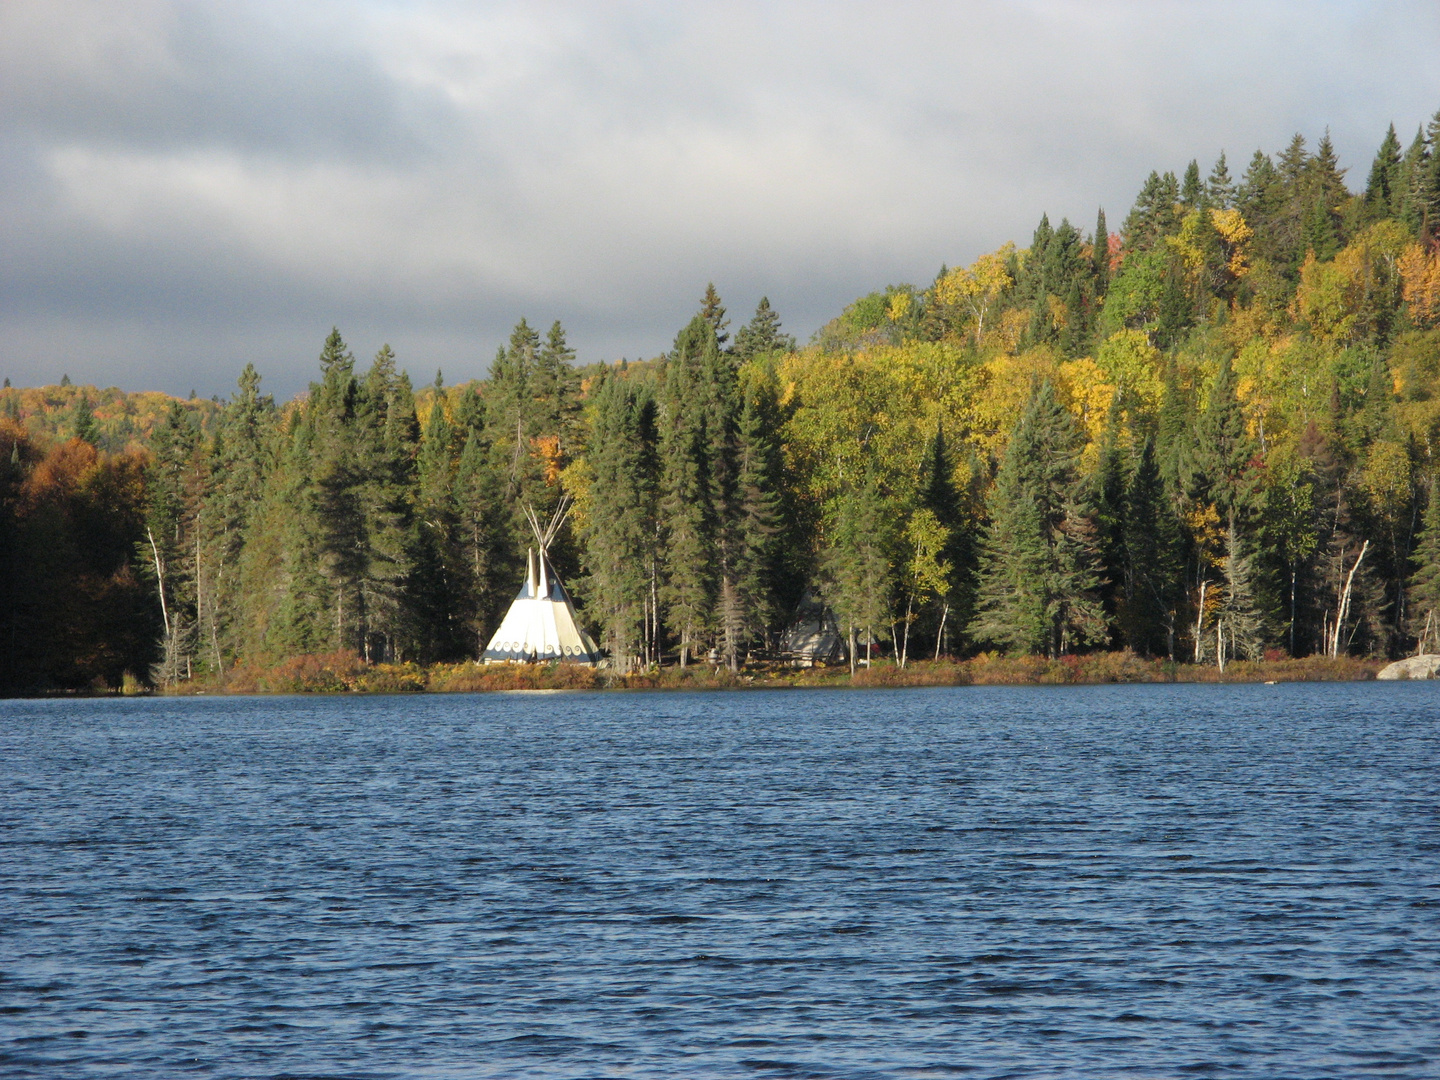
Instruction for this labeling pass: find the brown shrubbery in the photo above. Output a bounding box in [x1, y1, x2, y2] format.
[165, 649, 1384, 696]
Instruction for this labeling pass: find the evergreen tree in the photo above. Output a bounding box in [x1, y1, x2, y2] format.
[1092, 207, 1110, 294]
[533, 320, 580, 438]
[1408, 477, 1440, 653]
[733, 297, 797, 360]
[141, 400, 200, 683]
[1191, 354, 1257, 532]
[919, 424, 971, 655]
[1397, 126, 1430, 236]
[1091, 398, 1127, 646]
[1218, 522, 1264, 662]
[1364, 123, 1403, 220]
[1206, 151, 1235, 210]
[582, 369, 658, 670]
[700, 283, 730, 349]
[1181, 159, 1205, 208]
[723, 378, 785, 665]
[206, 363, 275, 669]
[820, 472, 895, 674]
[973, 380, 1105, 656]
[453, 426, 511, 655]
[658, 316, 720, 665]
[1122, 171, 1180, 252]
[354, 346, 421, 661]
[1121, 438, 1183, 657]
[72, 394, 98, 445]
[1422, 109, 1440, 238]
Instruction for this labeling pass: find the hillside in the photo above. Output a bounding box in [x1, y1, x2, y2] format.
[5, 114, 1440, 692]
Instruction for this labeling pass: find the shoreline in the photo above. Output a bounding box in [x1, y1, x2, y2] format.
[16, 651, 1392, 698]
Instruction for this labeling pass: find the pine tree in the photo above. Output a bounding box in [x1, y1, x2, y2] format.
[1191, 353, 1257, 532]
[534, 320, 580, 438]
[1422, 109, 1440, 238]
[1206, 151, 1235, 210]
[733, 297, 797, 360]
[352, 346, 421, 661]
[973, 380, 1106, 656]
[454, 427, 511, 655]
[205, 363, 275, 669]
[724, 381, 784, 666]
[141, 400, 201, 683]
[1121, 438, 1183, 657]
[1092, 397, 1127, 646]
[658, 316, 720, 665]
[1408, 477, 1440, 653]
[700, 283, 730, 349]
[72, 393, 98, 445]
[1091, 207, 1109, 294]
[1181, 159, 1205, 208]
[919, 424, 970, 656]
[1397, 126, 1430, 236]
[1218, 522, 1264, 663]
[820, 472, 895, 674]
[1364, 123, 1403, 220]
[581, 369, 658, 670]
[1121, 172, 1182, 253]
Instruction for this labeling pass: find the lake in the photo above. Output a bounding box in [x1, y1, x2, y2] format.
[2, 684, 1438, 1078]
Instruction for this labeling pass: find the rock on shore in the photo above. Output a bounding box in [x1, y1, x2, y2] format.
[1376, 655, 1440, 680]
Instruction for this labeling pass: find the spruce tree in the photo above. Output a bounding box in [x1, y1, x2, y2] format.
[1219, 522, 1264, 663]
[973, 380, 1105, 656]
[733, 297, 797, 360]
[1191, 353, 1257, 532]
[1408, 478, 1440, 653]
[1397, 126, 1430, 236]
[582, 369, 658, 670]
[1121, 438, 1183, 657]
[1092, 397, 1127, 646]
[919, 424, 970, 656]
[724, 382, 784, 665]
[1364, 123, 1403, 220]
[1422, 109, 1440, 238]
[353, 346, 421, 661]
[700, 283, 730, 349]
[820, 472, 895, 673]
[1206, 151, 1235, 210]
[1091, 208, 1109, 294]
[658, 316, 720, 665]
[1181, 159, 1205, 208]
[72, 394, 98, 445]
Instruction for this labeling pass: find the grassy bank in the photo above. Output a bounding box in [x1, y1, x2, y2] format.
[158, 650, 1385, 695]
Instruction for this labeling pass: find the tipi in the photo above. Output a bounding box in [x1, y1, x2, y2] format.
[482, 497, 602, 665]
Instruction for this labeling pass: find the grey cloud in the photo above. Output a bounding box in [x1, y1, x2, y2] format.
[2, 0, 1439, 399]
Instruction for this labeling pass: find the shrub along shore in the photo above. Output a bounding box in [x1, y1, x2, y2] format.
[117, 651, 1384, 695]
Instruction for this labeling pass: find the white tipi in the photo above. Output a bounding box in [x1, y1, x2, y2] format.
[482, 497, 602, 665]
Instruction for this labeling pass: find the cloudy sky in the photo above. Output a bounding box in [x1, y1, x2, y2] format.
[3, 1, 1438, 399]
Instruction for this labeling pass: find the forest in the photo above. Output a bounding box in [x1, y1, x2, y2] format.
[5, 112, 1440, 693]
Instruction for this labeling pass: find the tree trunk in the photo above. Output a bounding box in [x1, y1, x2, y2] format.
[1330, 541, 1369, 657]
[1193, 580, 1208, 663]
[147, 527, 170, 638]
[848, 625, 857, 677]
[934, 602, 950, 661]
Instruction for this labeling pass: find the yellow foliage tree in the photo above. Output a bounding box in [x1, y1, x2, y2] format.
[1094, 329, 1164, 412]
[1399, 243, 1440, 325]
[932, 243, 1015, 347]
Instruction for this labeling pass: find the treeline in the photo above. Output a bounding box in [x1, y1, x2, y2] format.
[6, 113, 1440, 691]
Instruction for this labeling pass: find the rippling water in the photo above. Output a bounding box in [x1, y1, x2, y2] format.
[3, 684, 1438, 1078]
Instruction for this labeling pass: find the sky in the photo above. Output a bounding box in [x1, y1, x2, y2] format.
[2, 1, 1439, 400]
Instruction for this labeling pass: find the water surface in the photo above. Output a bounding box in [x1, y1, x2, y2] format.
[2, 684, 1438, 1077]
